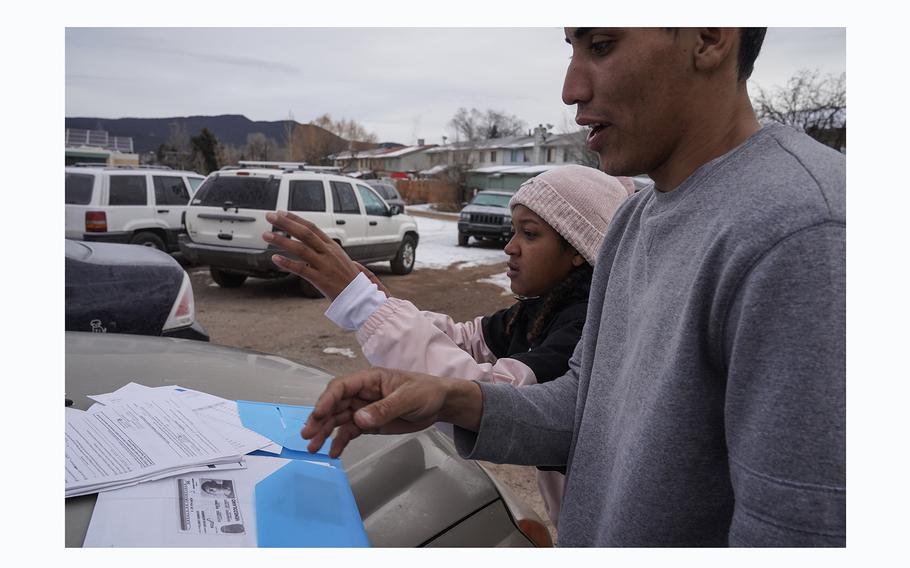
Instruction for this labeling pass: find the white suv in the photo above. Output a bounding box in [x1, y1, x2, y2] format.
[178, 165, 420, 294]
[65, 165, 205, 252]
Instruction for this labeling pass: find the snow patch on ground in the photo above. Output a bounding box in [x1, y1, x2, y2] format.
[412, 215, 507, 270]
[477, 271, 513, 296]
[322, 347, 357, 359]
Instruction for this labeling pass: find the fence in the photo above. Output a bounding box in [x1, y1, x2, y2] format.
[395, 179, 461, 205]
[65, 129, 134, 153]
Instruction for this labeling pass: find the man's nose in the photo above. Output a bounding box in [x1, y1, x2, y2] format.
[562, 57, 591, 107]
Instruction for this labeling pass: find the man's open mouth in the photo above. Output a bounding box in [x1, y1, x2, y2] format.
[587, 123, 611, 141]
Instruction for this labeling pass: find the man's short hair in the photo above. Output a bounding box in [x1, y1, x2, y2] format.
[738, 28, 767, 81]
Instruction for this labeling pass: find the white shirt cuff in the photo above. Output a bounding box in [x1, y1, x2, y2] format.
[324, 272, 388, 331]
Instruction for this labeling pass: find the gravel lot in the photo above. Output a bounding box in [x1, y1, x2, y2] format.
[188, 211, 558, 543]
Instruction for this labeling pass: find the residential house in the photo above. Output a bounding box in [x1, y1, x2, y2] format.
[422, 125, 590, 191]
[330, 140, 437, 179]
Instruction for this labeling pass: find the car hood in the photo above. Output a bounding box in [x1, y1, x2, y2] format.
[64, 332, 501, 547]
[461, 204, 511, 215]
[65, 239, 177, 267]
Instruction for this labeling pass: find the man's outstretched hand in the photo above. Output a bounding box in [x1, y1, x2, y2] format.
[301, 367, 483, 458]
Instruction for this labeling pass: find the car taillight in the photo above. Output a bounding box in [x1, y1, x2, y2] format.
[517, 518, 554, 548]
[85, 211, 107, 232]
[163, 272, 196, 332]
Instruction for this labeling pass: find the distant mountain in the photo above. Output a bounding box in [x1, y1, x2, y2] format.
[64, 114, 357, 155]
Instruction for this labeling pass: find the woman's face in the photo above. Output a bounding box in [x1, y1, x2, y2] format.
[504, 205, 584, 297]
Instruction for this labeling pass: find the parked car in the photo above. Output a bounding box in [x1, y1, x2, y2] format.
[366, 179, 406, 210]
[179, 165, 420, 296]
[64, 332, 552, 547]
[457, 190, 515, 246]
[65, 164, 206, 253]
[65, 239, 208, 341]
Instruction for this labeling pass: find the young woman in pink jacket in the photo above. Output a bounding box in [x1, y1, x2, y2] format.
[262, 165, 632, 529]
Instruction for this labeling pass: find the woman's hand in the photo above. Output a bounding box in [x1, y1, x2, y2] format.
[262, 211, 361, 300]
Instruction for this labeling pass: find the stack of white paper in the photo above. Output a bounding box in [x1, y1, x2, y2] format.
[65, 383, 281, 498]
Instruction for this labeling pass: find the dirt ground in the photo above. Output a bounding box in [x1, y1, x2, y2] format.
[187, 238, 559, 543]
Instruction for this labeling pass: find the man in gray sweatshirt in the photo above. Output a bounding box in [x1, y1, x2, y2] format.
[301, 28, 845, 547]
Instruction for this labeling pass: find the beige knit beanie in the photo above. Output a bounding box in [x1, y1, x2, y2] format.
[509, 165, 629, 266]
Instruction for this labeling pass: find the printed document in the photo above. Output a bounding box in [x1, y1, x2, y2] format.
[65, 395, 241, 497]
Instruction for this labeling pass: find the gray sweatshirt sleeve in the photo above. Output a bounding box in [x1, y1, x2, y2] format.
[453, 341, 582, 466]
[722, 222, 846, 546]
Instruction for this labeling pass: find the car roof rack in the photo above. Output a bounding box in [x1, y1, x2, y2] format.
[69, 163, 177, 171]
[235, 160, 342, 174]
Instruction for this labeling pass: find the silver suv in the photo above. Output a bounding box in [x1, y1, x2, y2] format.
[179, 165, 420, 295]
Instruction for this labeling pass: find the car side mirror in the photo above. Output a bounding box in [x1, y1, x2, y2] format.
[388, 204, 402, 216]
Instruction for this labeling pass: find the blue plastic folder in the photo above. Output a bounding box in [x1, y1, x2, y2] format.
[236, 400, 370, 548]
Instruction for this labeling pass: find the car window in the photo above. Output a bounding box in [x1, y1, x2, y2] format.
[289, 180, 327, 212]
[192, 176, 280, 210]
[376, 184, 398, 200]
[66, 173, 95, 204]
[108, 175, 148, 206]
[471, 193, 511, 208]
[153, 176, 190, 205]
[330, 181, 361, 214]
[187, 177, 204, 193]
[357, 185, 388, 216]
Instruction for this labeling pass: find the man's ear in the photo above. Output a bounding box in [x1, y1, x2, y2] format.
[572, 253, 585, 267]
[692, 28, 737, 75]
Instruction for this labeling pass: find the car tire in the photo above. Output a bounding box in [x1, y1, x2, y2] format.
[297, 277, 324, 298]
[130, 231, 166, 251]
[390, 235, 417, 275]
[458, 232, 470, 247]
[210, 267, 247, 288]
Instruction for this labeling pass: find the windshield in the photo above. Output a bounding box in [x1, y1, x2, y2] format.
[191, 175, 279, 210]
[377, 186, 397, 199]
[470, 193, 511, 208]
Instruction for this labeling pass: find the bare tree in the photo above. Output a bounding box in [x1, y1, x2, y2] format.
[310, 113, 378, 144]
[218, 143, 243, 168]
[558, 115, 600, 168]
[449, 108, 482, 142]
[157, 121, 194, 170]
[245, 133, 275, 161]
[482, 109, 526, 139]
[283, 110, 296, 161]
[295, 123, 343, 165]
[448, 107, 526, 142]
[753, 69, 846, 152]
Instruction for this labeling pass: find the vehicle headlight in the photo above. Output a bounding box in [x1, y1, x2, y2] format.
[460, 212, 470, 221]
[502, 216, 512, 225]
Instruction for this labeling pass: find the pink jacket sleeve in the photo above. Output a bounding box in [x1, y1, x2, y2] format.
[355, 297, 538, 386]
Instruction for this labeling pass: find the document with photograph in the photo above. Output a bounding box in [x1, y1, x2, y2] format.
[84, 455, 290, 547]
[178, 477, 245, 535]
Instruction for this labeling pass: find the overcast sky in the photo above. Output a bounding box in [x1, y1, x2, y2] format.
[65, 27, 845, 146]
